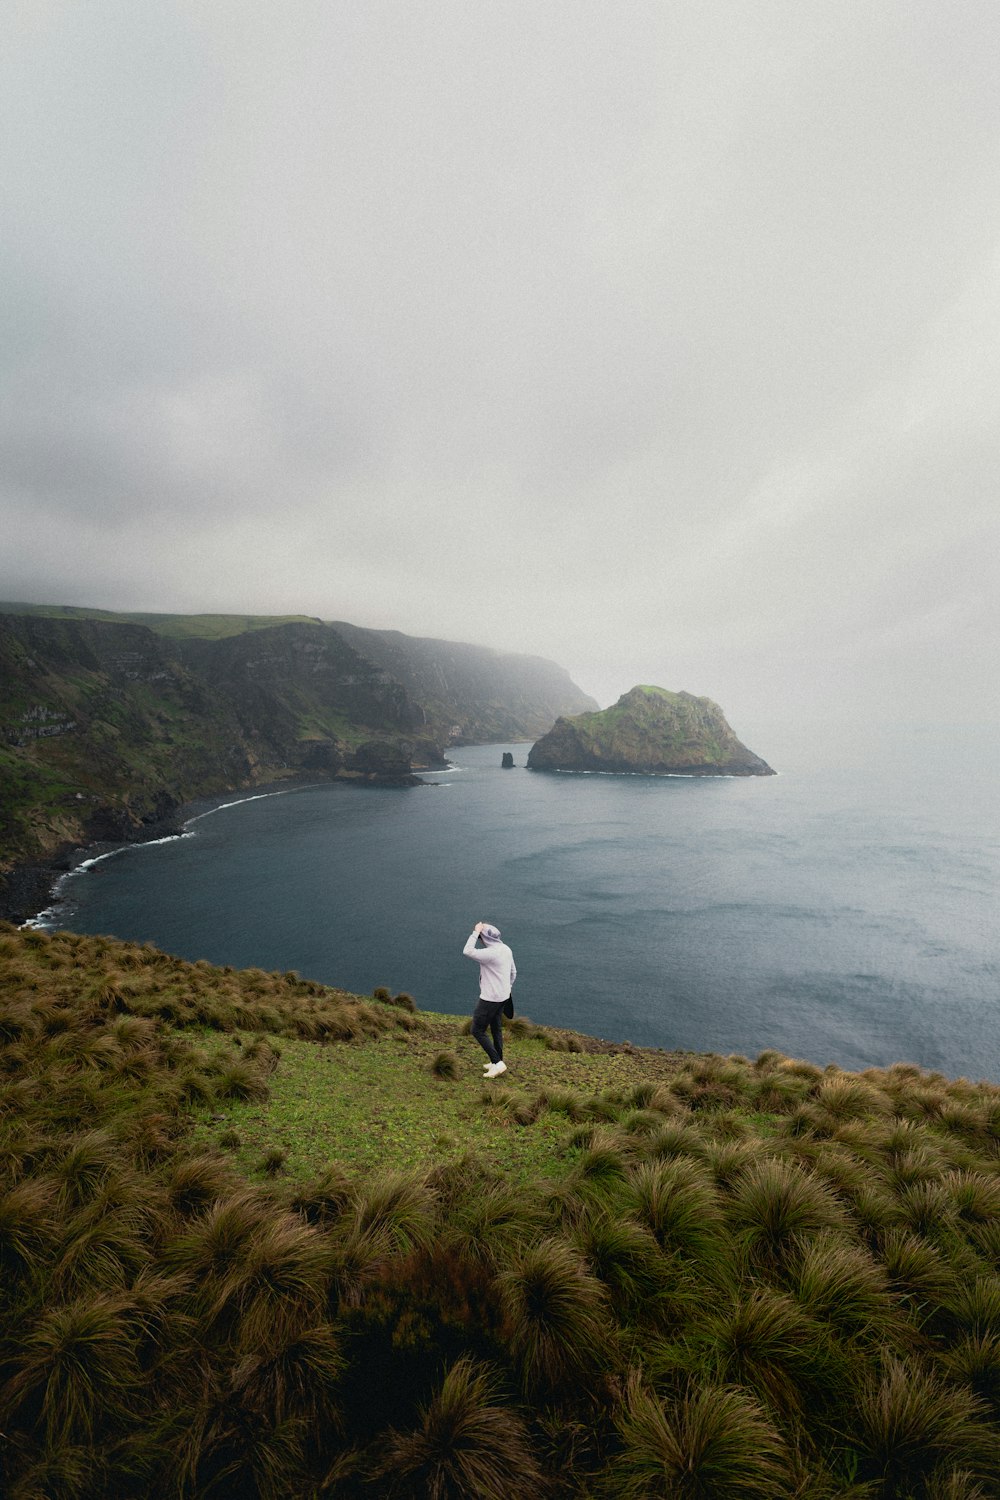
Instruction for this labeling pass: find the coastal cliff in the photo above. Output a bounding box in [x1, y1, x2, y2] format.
[0, 606, 595, 907]
[527, 684, 775, 776]
[328, 619, 597, 744]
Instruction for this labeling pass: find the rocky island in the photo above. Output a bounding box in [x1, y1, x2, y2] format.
[527, 684, 775, 776]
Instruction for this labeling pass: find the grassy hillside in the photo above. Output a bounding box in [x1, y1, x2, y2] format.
[0, 614, 265, 873]
[1, 924, 999, 1497]
[0, 603, 321, 640]
[329, 620, 599, 745]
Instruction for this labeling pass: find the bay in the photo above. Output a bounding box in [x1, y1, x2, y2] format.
[39, 720, 1000, 1080]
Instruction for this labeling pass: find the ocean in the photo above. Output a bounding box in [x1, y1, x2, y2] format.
[34, 720, 1000, 1081]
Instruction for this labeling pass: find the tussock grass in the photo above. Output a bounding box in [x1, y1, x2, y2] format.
[727, 1157, 850, 1267]
[785, 1232, 895, 1340]
[854, 1356, 998, 1494]
[702, 1286, 828, 1417]
[500, 1236, 611, 1394]
[374, 1356, 546, 1498]
[1, 923, 1000, 1495]
[572, 1210, 668, 1322]
[628, 1157, 726, 1267]
[609, 1374, 794, 1498]
[430, 1049, 459, 1079]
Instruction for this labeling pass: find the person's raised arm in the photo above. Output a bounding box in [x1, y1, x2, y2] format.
[463, 922, 487, 961]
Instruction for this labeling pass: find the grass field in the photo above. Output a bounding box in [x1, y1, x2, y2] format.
[193, 1015, 696, 1183]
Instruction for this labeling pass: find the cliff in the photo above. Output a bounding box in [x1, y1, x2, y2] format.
[327, 620, 597, 743]
[0, 607, 595, 899]
[527, 685, 775, 776]
[174, 622, 433, 768]
[0, 614, 258, 865]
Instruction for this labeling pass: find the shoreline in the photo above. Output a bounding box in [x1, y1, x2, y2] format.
[0, 773, 331, 927]
[1, 753, 454, 929]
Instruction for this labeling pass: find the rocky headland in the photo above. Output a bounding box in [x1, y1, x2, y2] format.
[0, 605, 596, 917]
[527, 684, 775, 777]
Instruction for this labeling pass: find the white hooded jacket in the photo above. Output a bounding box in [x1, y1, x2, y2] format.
[462, 928, 516, 1004]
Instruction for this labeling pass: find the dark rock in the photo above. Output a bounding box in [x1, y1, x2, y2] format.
[88, 804, 143, 841]
[344, 740, 421, 786]
[501, 752, 515, 768]
[298, 739, 344, 773]
[0, 860, 63, 924]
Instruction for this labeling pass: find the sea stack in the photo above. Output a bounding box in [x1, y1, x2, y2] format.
[527, 686, 775, 777]
[501, 752, 515, 768]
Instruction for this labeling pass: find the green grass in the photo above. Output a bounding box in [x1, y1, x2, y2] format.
[539, 685, 736, 768]
[194, 1019, 680, 1183]
[0, 602, 320, 640]
[294, 709, 370, 748]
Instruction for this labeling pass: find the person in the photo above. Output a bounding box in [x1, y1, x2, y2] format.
[463, 920, 516, 1077]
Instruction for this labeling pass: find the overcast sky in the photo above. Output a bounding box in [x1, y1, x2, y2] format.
[2, 2, 998, 724]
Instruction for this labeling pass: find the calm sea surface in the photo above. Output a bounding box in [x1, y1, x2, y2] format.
[37, 720, 1000, 1080]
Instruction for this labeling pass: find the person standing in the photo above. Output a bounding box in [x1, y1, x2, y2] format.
[463, 920, 516, 1078]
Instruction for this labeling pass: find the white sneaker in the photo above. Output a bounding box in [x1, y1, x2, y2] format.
[485, 1060, 507, 1078]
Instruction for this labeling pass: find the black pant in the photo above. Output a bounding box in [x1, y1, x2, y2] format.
[471, 998, 505, 1064]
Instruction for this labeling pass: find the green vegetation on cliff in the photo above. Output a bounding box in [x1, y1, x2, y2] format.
[0, 606, 595, 892]
[528, 685, 775, 777]
[0, 602, 321, 640]
[2, 924, 998, 1497]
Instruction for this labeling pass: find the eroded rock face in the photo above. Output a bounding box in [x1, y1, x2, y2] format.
[527, 686, 775, 777]
[344, 740, 420, 785]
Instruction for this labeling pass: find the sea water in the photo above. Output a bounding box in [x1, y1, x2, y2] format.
[36, 720, 1000, 1080]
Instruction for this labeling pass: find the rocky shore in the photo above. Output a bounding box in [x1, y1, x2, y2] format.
[0, 760, 435, 926]
[0, 811, 186, 926]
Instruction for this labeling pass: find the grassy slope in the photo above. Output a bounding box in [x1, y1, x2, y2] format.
[194, 1016, 688, 1184]
[0, 629, 263, 871]
[0, 603, 320, 640]
[2, 924, 1000, 1498]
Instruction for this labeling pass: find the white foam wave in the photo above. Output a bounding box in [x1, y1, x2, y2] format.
[20, 832, 198, 929]
[551, 767, 779, 780]
[21, 904, 63, 929]
[184, 783, 317, 828]
[22, 784, 319, 930]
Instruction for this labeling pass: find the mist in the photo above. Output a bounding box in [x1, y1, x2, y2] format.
[3, 2, 999, 723]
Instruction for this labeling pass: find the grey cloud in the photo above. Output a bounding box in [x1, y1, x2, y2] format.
[2, 1, 999, 725]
